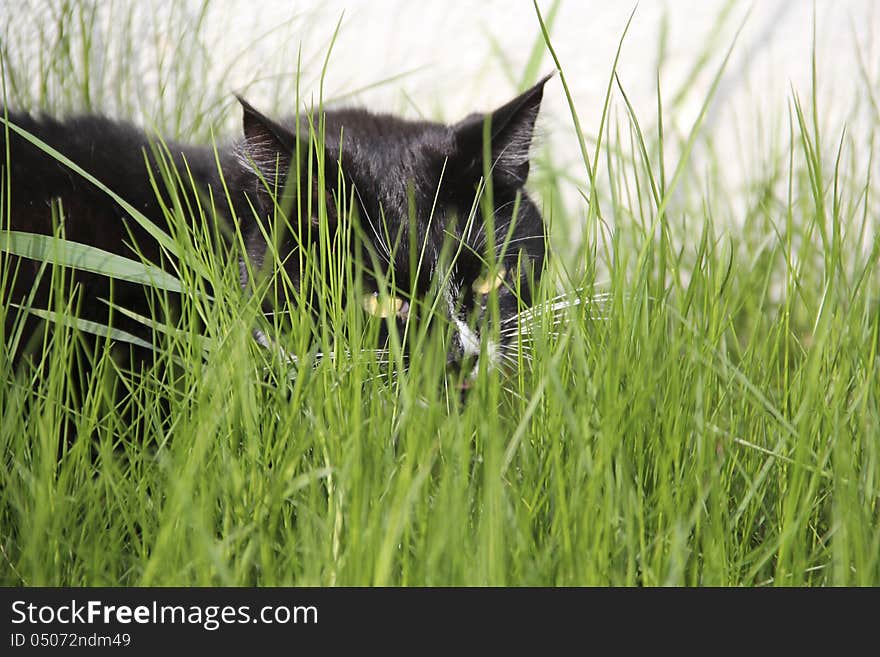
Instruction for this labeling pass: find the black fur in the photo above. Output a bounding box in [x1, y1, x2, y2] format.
[2, 76, 550, 376]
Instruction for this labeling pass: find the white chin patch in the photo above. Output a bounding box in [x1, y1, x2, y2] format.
[446, 286, 482, 358]
[446, 287, 500, 374]
[466, 340, 501, 382]
[253, 328, 273, 348]
[453, 317, 481, 357]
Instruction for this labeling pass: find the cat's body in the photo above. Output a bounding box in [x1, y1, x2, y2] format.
[2, 76, 550, 382]
[2, 113, 236, 358]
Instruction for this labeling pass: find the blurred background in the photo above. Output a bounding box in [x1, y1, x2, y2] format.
[2, 0, 878, 247]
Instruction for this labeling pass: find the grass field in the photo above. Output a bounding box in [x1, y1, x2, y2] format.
[1, 1, 878, 586]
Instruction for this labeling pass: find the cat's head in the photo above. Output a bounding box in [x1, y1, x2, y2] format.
[235, 75, 550, 383]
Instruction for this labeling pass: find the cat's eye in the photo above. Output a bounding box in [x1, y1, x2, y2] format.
[362, 292, 408, 319]
[472, 266, 507, 295]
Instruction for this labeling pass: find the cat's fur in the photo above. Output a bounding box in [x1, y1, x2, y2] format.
[2, 76, 550, 379]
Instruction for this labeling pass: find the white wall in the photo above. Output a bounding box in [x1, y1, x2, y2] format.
[4, 0, 878, 227]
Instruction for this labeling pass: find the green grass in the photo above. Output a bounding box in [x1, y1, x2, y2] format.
[1, 1, 879, 586]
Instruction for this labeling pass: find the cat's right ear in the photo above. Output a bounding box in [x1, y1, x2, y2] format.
[235, 95, 297, 183]
[451, 73, 551, 187]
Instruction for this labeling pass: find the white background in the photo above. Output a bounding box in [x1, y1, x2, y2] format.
[3, 0, 878, 226]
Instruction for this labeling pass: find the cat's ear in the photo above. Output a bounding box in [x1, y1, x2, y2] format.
[452, 73, 551, 186]
[235, 95, 296, 182]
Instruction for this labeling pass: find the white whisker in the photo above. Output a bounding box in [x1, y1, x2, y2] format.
[355, 186, 392, 265]
[508, 291, 612, 326]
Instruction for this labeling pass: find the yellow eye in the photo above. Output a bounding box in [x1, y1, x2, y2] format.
[472, 266, 506, 294]
[362, 292, 407, 318]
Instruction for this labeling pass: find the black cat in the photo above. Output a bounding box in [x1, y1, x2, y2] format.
[2, 75, 550, 383]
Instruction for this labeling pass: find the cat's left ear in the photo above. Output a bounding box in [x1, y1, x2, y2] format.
[452, 73, 552, 186]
